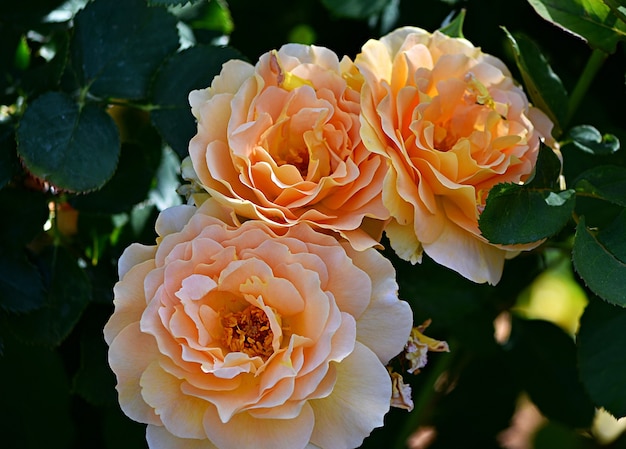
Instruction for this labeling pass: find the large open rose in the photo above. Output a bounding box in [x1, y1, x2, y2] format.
[187, 43, 389, 250]
[104, 198, 412, 449]
[356, 27, 557, 284]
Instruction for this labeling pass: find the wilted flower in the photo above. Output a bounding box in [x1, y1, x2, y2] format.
[390, 369, 415, 412]
[356, 26, 558, 284]
[405, 319, 450, 375]
[104, 198, 412, 449]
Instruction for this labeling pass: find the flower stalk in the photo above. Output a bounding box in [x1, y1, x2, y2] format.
[565, 48, 608, 128]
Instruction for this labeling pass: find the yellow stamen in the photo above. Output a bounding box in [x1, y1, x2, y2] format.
[220, 305, 274, 359]
[269, 50, 314, 91]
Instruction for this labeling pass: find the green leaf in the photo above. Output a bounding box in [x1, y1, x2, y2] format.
[17, 91, 120, 192]
[506, 318, 595, 428]
[572, 216, 626, 306]
[72, 0, 179, 99]
[578, 297, 626, 417]
[21, 31, 70, 95]
[0, 337, 75, 448]
[575, 165, 626, 207]
[479, 144, 574, 244]
[527, 0, 626, 53]
[320, 0, 391, 19]
[568, 124, 620, 155]
[596, 208, 626, 261]
[0, 249, 45, 313]
[526, 140, 565, 189]
[189, 0, 235, 36]
[502, 28, 568, 133]
[439, 9, 466, 38]
[71, 141, 162, 214]
[5, 246, 91, 346]
[480, 184, 575, 244]
[150, 45, 243, 158]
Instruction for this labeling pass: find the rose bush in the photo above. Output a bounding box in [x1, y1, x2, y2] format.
[356, 26, 558, 284]
[186, 43, 389, 250]
[104, 198, 412, 449]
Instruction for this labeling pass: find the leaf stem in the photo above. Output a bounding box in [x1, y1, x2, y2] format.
[603, 0, 626, 26]
[565, 49, 607, 128]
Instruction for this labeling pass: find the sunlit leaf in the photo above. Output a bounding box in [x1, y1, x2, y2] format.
[72, 0, 179, 99]
[150, 45, 243, 158]
[439, 9, 466, 38]
[578, 297, 626, 417]
[502, 28, 568, 133]
[527, 0, 626, 53]
[506, 318, 595, 427]
[573, 216, 626, 306]
[148, 146, 182, 211]
[479, 144, 575, 244]
[568, 124, 620, 155]
[17, 92, 120, 192]
[189, 0, 235, 36]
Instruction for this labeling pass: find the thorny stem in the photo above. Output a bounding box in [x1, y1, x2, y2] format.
[565, 49, 608, 128]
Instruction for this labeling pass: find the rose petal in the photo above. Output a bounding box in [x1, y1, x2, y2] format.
[146, 425, 218, 449]
[108, 323, 161, 426]
[203, 402, 315, 449]
[140, 362, 209, 439]
[309, 342, 391, 449]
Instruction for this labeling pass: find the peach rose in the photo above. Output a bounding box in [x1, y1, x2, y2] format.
[104, 198, 412, 449]
[187, 43, 389, 250]
[356, 27, 557, 284]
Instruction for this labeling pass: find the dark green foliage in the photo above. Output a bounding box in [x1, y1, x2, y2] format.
[0, 0, 625, 447]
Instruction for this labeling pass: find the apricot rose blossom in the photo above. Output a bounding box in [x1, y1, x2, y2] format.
[104, 198, 412, 449]
[356, 27, 558, 284]
[186, 43, 389, 250]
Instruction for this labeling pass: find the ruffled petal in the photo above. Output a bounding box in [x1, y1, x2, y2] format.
[108, 322, 161, 426]
[140, 362, 209, 439]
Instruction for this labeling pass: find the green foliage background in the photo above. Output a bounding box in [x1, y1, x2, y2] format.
[1, 0, 625, 448]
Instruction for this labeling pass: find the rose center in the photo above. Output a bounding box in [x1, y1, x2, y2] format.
[220, 305, 274, 359]
[280, 146, 309, 176]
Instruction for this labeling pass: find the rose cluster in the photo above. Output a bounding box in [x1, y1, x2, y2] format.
[106, 26, 556, 449]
